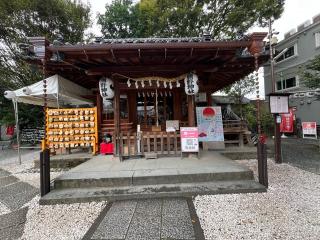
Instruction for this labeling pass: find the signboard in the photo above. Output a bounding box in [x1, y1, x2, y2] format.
[180, 127, 199, 152]
[166, 120, 179, 132]
[196, 107, 224, 142]
[270, 95, 289, 114]
[302, 122, 317, 139]
[280, 108, 294, 133]
[195, 92, 207, 103]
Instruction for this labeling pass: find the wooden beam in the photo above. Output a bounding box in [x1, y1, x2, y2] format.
[96, 92, 102, 141]
[114, 79, 120, 156]
[173, 90, 182, 120]
[187, 95, 195, 127]
[48, 40, 252, 52]
[127, 92, 137, 127]
[85, 64, 228, 75]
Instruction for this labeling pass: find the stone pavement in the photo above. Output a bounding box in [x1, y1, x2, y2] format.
[0, 168, 38, 239]
[83, 198, 205, 240]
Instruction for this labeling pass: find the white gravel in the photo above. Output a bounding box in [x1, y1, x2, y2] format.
[21, 196, 107, 240]
[1, 154, 106, 240]
[194, 159, 320, 240]
[0, 201, 11, 215]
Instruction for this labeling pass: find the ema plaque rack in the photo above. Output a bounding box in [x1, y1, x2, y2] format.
[45, 107, 98, 154]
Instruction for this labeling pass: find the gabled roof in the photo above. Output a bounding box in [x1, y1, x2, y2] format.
[26, 33, 268, 92]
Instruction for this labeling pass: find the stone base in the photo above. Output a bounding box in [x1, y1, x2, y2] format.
[203, 141, 225, 150]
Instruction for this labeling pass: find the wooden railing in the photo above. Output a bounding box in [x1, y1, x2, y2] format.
[113, 131, 181, 159]
[223, 120, 248, 132]
[223, 120, 252, 147]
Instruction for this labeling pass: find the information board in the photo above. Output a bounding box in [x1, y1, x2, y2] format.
[270, 95, 289, 114]
[180, 127, 199, 152]
[166, 120, 179, 132]
[196, 106, 224, 142]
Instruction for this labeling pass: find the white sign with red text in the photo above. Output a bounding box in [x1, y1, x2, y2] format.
[180, 127, 199, 152]
[302, 122, 317, 139]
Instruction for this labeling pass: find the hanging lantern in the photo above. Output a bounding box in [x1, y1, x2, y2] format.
[141, 81, 145, 88]
[149, 80, 152, 86]
[127, 79, 131, 87]
[99, 77, 114, 99]
[169, 82, 172, 89]
[184, 72, 199, 95]
[163, 82, 167, 88]
[135, 81, 139, 89]
[176, 81, 181, 88]
[157, 80, 160, 88]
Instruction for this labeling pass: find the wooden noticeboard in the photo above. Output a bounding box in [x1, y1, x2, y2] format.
[45, 107, 98, 154]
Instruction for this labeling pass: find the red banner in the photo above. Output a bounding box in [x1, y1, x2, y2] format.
[6, 125, 15, 136]
[280, 108, 294, 133]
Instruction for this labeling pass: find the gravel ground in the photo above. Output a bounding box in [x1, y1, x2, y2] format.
[0, 202, 10, 215]
[194, 159, 320, 240]
[21, 197, 107, 240]
[1, 150, 107, 240]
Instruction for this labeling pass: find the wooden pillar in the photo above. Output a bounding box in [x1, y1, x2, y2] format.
[173, 90, 182, 120]
[187, 95, 195, 127]
[128, 91, 137, 126]
[96, 93, 102, 135]
[206, 92, 212, 106]
[114, 80, 120, 156]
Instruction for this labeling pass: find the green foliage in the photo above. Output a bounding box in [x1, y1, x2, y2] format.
[98, 0, 285, 39]
[242, 103, 274, 136]
[223, 74, 256, 118]
[0, 0, 91, 126]
[223, 75, 256, 104]
[300, 55, 320, 89]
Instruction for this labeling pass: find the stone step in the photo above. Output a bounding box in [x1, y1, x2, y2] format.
[53, 168, 254, 189]
[40, 180, 266, 205]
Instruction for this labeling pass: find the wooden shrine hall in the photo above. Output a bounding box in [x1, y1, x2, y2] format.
[25, 33, 268, 158]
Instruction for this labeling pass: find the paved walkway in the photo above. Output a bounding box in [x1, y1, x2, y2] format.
[0, 168, 38, 240]
[268, 138, 320, 174]
[83, 198, 205, 240]
[0, 149, 39, 166]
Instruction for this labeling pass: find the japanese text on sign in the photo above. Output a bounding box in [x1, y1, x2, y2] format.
[180, 127, 199, 152]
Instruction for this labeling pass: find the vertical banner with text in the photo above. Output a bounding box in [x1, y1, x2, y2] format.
[280, 108, 294, 133]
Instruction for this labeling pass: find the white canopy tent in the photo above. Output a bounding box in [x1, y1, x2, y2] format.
[5, 74, 93, 107]
[4, 75, 93, 164]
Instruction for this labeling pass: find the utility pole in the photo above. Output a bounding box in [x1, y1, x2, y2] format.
[269, 19, 282, 164]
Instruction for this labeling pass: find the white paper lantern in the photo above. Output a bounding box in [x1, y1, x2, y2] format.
[127, 79, 131, 87]
[99, 77, 114, 99]
[184, 72, 199, 95]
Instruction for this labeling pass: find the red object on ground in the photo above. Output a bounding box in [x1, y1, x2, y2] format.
[100, 142, 114, 154]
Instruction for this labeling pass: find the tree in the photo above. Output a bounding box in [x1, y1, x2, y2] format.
[223, 74, 256, 118]
[0, 0, 91, 126]
[300, 54, 320, 89]
[98, 0, 285, 39]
